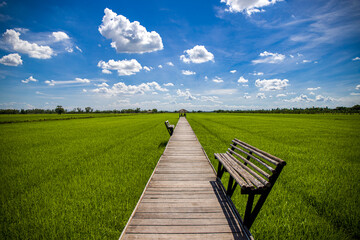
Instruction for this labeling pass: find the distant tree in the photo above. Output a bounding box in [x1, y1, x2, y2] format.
[135, 107, 140, 113]
[152, 108, 158, 113]
[85, 107, 93, 113]
[77, 107, 83, 113]
[55, 105, 65, 115]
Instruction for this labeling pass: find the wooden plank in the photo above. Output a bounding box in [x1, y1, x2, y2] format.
[130, 218, 234, 226]
[126, 225, 241, 234]
[123, 233, 246, 240]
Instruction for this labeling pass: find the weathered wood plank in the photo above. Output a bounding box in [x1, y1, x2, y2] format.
[123, 233, 245, 240]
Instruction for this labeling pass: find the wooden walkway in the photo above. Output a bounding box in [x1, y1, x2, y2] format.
[120, 117, 252, 240]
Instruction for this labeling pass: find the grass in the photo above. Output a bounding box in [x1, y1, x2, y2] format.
[187, 113, 360, 240]
[1, 113, 359, 239]
[0, 113, 178, 239]
[0, 113, 132, 123]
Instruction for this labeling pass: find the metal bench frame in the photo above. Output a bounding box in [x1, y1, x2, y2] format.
[215, 138, 286, 229]
[164, 120, 174, 136]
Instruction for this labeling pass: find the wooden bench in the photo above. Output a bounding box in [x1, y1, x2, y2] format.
[215, 138, 286, 229]
[164, 120, 174, 136]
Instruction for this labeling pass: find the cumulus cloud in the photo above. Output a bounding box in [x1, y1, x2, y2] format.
[315, 95, 335, 102]
[350, 92, 360, 96]
[95, 82, 109, 87]
[244, 93, 251, 99]
[180, 45, 214, 64]
[276, 93, 286, 97]
[158, 64, 163, 68]
[45, 77, 90, 86]
[21, 76, 37, 83]
[356, 85, 360, 90]
[1, 29, 54, 59]
[97, 59, 142, 76]
[352, 57, 360, 61]
[237, 76, 248, 83]
[230, 70, 236, 73]
[307, 87, 321, 91]
[52, 31, 69, 42]
[182, 70, 196, 75]
[163, 82, 174, 87]
[252, 51, 285, 64]
[166, 62, 174, 66]
[98, 8, 163, 53]
[285, 94, 312, 102]
[302, 59, 311, 63]
[92, 81, 168, 96]
[255, 78, 289, 91]
[0, 53, 22, 66]
[220, 0, 282, 15]
[176, 89, 196, 100]
[143, 66, 151, 72]
[256, 93, 266, 99]
[212, 76, 224, 83]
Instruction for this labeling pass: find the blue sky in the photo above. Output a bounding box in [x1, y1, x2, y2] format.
[0, 0, 359, 111]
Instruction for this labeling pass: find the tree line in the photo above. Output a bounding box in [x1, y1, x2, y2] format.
[0, 105, 359, 114]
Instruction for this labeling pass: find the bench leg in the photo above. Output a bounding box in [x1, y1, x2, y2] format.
[244, 193, 255, 228]
[217, 162, 225, 179]
[226, 176, 237, 197]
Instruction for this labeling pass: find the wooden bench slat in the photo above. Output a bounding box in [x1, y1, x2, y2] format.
[230, 143, 275, 173]
[215, 153, 253, 190]
[233, 139, 281, 166]
[222, 153, 265, 189]
[228, 147, 271, 179]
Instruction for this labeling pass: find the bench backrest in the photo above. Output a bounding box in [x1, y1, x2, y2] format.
[228, 138, 286, 192]
[165, 120, 170, 128]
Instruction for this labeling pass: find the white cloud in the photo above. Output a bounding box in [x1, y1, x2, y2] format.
[163, 82, 174, 87]
[96, 82, 109, 87]
[0, 53, 22, 66]
[1, 29, 54, 59]
[65, 47, 73, 53]
[208, 89, 237, 95]
[356, 85, 360, 90]
[166, 62, 174, 66]
[143, 66, 151, 72]
[97, 59, 142, 76]
[200, 96, 222, 103]
[290, 54, 294, 58]
[102, 69, 112, 74]
[75, 46, 82, 52]
[204, 76, 208, 80]
[276, 93, 286, 97]
[212, 76, 224, 83]
[244, 93, 251, 99]
[92, 81, 168, 96]
[180, 45, 214, 64]
[230, 70, 236, 73]
[352, 57, 360, 61]
[315, 95, 335, 102]
[237, 76, 248, 83]
[45, 77, 90, 86]
[52, 31, 69, 42]
[158, 64, 163, 68]
[256, 93, 266, 99]
[220, 0, 282, 15]
[307, 87, 321, 91]
[302, 59, 311, 63]
[350, 92, 360, 96]
[285, 94, 313, 102]
[177, 89, 196, 100]
[82, 89, 87, 93]
[21, 76, 37, 83]
[252, 51, 285, 64]
[255, 78, 289, 91]
[309, 92, 315, 95]
[251, 71, 264, 76]
[98, 8, 163, 53]
[182, 70, 196, 75]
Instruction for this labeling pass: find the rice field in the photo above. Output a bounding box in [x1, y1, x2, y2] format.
[187, 113, 360, 240]
[1, 113, 359, 239]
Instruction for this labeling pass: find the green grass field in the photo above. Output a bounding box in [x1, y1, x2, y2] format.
[0, 113, 178, 239]
[187, 113, 360, 240]
[1, 113, 359, 239]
